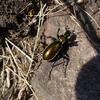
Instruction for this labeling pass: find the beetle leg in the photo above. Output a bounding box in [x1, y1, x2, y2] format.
[40, 31, 47, 48]
[63, 53, 70, 77]
[69, 40, 78, 47]
[49, 60, 65, 80]
[48, 61, 56, 80]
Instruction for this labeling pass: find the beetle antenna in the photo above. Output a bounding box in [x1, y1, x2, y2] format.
[57, 28, 60, 38]
[56, 17, 61, 37]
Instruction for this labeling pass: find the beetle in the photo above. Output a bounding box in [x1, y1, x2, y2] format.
[43, 29, 77, 62]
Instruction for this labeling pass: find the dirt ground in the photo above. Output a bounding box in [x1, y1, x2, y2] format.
[0, 0, 100, 100]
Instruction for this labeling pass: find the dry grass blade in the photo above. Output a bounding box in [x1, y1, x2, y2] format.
[5, 38, 33, 62]
[5, 40, 20, 69]
[9, 55, 17, 85]
[26, 3, 47, 77]
[17, 85, 26, 100]
[53, 0, 63, 5]
[45, 3, 64, 16]
[5, 68, 11, 88]
[0, 55, 9, 59]
[1, 48, 6, 94]
[7, 67, 39, 100]
[18, 2, 32, 14]
[70, 14, 81, 28]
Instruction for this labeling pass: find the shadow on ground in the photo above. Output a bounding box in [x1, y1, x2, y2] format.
[75, 55, 100, 100]
[75, 1, 100, 100]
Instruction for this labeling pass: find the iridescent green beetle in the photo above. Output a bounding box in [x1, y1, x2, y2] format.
[43, 30, 74, 61]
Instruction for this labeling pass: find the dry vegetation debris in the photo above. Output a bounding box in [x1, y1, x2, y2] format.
[0, 0, 100, 100]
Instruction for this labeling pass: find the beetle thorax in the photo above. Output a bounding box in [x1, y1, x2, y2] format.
[59, 35, 66, 43]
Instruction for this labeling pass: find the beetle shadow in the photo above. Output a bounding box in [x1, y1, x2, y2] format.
[48, 33, 78, 79]
[75, 55, 100, 100]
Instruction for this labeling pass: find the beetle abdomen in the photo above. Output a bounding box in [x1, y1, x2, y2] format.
[43, 41, 62, 61]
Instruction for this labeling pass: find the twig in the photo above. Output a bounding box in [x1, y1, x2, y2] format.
[26, 3, 47, 77]
[18, 2, 32, 14]
[70, 13, 81, 28]
[5, 68, 11, 88]
[0, 55, 9, 59]
[5, 38, 33, 62]
[7, 67, 39, 100]
[5, 40, 20, 70]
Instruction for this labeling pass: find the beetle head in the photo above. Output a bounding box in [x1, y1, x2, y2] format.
[64, 30, 71, 39]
